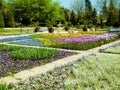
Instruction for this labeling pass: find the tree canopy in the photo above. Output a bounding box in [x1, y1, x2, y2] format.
[0, 0, 120, 28]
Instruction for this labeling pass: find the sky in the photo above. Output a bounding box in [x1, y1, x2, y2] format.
[52, 0, 96, 9]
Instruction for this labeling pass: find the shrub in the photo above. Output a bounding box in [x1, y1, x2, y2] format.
[10, 48, 60, 60]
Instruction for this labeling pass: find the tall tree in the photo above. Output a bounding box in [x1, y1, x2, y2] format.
[0, 0, 4, 10]
[92, 8, 97, 25]
[63, 8, 70, 22]
[84, 0, 93, 25]
[70, 10, 77, 26]
[85, 0, 92, 13]
[107, 0, 116, 26]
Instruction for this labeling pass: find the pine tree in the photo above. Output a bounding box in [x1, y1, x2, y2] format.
[92, 8, 97, 25]
[70, 10, 76, 26]
[0, 13, 4, 27]
[76, 13, 82, 25]
[107, 0, 115, 26]
[85, 0, 93, 24]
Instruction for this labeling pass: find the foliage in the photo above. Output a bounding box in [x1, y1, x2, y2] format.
[0, 13, 4, 28]
[107, 0, 116, 26]
[0, 0, 119, 28]
[0, 44, 21, 51]
[10, 48, 60, 60]
[4, 10, 15, 27]
[70, 10, 76, 26]
[0, 83, 8, 90]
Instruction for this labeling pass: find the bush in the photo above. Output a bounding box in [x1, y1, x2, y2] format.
[10, 48, 60, 60]
[0, 13, 4, 28]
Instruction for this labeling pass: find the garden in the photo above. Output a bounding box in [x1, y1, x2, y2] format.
[0, 0, 120, 89]
[0, 31, 120, 89]
[0, 32, 119, 50]
[1, 49, 120, 90]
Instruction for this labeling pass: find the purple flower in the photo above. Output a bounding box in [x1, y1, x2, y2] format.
[54, 34, 117, 44]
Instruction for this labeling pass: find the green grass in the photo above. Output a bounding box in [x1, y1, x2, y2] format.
[0, 83, 8, 90]
[10, 48, 60, 60]
[0, 44, 22, 51]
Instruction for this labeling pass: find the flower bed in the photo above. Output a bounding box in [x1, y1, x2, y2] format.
[54, 34, 117, 44]
[0, 36, 29, 42]
[50, 38, 118, 50]
[101, 42, 120, 54]
[9, 39, 44, 46]
[31, 33, 119, 50]
[2, 33, 118, 50]
[9, 53, 120, 90]
[0, 29, 33, 35]
[0, 44, 75, 78]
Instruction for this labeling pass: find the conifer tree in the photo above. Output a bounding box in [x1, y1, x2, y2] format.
[70, 10, 77, 26]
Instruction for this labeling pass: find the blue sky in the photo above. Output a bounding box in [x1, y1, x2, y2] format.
[52, 0, 96, 9]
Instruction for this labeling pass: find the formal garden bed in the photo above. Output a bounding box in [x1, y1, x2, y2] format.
[2, 33, 118, 50]
[0, 29, 34, 35]
[0, 32, 120, 90]
[100, 42, 120, 54]
[0, 44, 75, 78]
[4, 53, 120, 90]
[29, 33, 118, 50]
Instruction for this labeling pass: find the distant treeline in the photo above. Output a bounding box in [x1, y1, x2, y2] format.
[0, 0, 120, 28]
